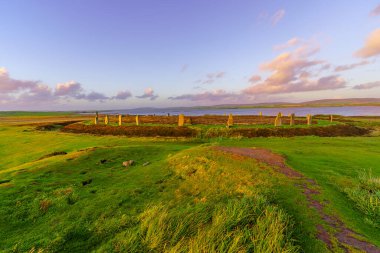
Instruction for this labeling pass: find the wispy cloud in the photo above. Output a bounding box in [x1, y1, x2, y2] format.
[180, 64, 188, 73]
[355, 28, 380, 58]
[274, 37, 300, 51]
[248, 75, 261, 84]
[334, 60, 370, 72]
[370, 4, 380, 16]
[169, 89, 240, 101]
[353, 81, 380, 90]
[136, 87, 158, 100]
[195, 71, 225, 85]
[271, 9, 286, 25]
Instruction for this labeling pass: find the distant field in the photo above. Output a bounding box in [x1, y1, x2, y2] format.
[0, 114, 379, 252]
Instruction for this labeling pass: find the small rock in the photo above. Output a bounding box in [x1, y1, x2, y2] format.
[82, 178, 92, 186]
[122, 160, 134, 167]
[143, 162, 150, 166]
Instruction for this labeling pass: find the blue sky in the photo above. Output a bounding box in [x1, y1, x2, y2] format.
[1, 0, 380, 110]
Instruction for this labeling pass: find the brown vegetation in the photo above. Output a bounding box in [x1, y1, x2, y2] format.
[62, 123, 198, 137]
[204, 125, 369, 138]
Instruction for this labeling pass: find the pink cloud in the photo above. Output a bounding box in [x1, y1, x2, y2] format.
[243, 40, 346, 95]
[355, 28, 380, 58]
[334, 60, 370, 72]
[370, 4, 380, 16]
[136, 87, 158, 100]
[113, 90, 132, 100]
[0, 67, 39, 93]
[271, 9, 286, 25]
[249, 75, 261, 84]
[0, 67, 120, 106]
[55, 81, 84, 97]
[353, 81, 380, 90]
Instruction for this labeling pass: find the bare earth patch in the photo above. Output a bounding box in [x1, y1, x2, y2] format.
[215, 146, 380, 253]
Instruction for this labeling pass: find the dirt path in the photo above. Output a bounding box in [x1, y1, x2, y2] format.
[215, 146, 380, 253]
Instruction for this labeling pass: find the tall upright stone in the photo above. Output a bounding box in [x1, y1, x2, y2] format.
[105, 115, 109, 125]
[118, 115, 122, 126]
[227, 114, 234, 127]
[330, 115, 333, 122]
[289, 113, 295, 126]
[94, 112, 99, 125]
[274, 112, 282, 127]
[307, 114, 312, 125]
[259, 111, 263, 117]
[135, 115, 140, 126]
[178, 114, 185, 127]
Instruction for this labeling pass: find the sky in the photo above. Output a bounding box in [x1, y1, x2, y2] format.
[1, 0, 380, 110]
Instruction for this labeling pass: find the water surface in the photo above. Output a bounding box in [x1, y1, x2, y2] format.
[103, 106, 380, 117]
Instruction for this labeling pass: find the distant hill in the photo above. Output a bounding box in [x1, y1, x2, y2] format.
[202, 98, 380, 109]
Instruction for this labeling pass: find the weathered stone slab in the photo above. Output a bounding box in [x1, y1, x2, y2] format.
[274, 112, 282, 126]
[178, 114, 185, 126]
[118, 115, 122, 126]
[227, 113, 234, 127]
[136, 115, 140, 126]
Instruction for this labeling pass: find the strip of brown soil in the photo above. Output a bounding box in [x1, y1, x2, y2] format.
[215, 146, 380, 253]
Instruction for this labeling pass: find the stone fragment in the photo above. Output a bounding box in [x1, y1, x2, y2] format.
[143, 162, 150, 166]
[105, 115, 109, 125]
[122, 160, 135, 167]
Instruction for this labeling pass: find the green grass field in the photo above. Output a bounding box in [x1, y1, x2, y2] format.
[1, 115, 379, 252]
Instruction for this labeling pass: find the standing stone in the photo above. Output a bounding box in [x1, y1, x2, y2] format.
[118, 115, 122, 126]
[227, 114, 234, 127]
[274, 113, 282, 127]
[259, 112, 263, 117]
[307, 114, 312, 125]
[135, 115, 140, 126]
[94, 112, 99, 125]
[105, 115, 109, 125]
[178, 114, 185, 127]
[330, 115, 333, 122]
[289, 113, 295, 126]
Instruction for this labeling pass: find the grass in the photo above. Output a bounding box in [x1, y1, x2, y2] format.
[219, 135, 380, 247]
[342, 170, 380, 228]
[1, 115, 380, 252]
